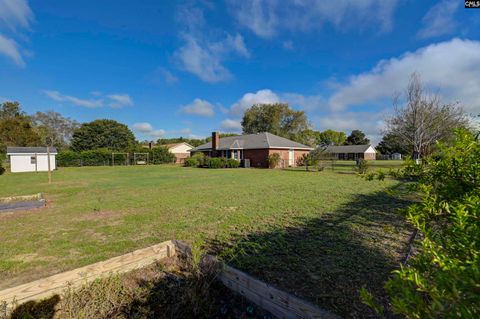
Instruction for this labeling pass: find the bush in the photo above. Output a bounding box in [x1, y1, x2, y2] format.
[365, 172, 375, 181]
[362, 129, 480, 317]
[376, 169, 386, 181]
[226, 158, 240, 168]
[150, 147, 176, 164]
[268, 153, 281, 168]
[191, 152, 206, 167]
[184, 157, 198, 167]
[355, 158, 368, 174]
[57, 150, 81, 167]
[204, 157, 223, 168]
[81, 148, 112, 166]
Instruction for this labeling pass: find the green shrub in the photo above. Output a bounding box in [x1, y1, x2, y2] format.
[226, 158, 240, 168]
[268, 153, 281, 168]
[387, 168, 401, 179]
[362, 129, 480, 317]
[365, 172, 375, 181]
[184, 157, 198, 167]
[355, 158, 368, 174]
[205, 157, 223, 168]
[376, 169, 385, 181]
[150, 146, 176, 164]
[81, 148, 112, 166]
[191, 152, 206, 167]
[57, 150, 81, 167]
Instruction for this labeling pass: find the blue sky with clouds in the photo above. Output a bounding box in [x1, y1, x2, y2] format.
[0, 0, 479, 143]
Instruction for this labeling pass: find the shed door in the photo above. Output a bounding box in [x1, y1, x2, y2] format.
[288, 149, 294, 166]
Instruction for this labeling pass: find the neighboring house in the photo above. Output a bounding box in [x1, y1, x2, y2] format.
[6, 147, 57, 173]
[323, 144, 376, 160]
[164, 142, 193, 164]
[191, 132, 314, 168]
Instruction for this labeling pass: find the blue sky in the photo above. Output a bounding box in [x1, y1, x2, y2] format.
[0, 0, 479, 143]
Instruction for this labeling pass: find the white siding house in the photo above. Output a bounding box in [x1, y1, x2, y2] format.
[6, 147, 57, 173]
[164, 142, 193, 164]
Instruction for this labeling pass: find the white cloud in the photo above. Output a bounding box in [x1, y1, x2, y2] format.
[0, 34, 24, 66]
[174, 2, 250, 83]
[417, 0, 459, 39]
[43, 90, 134, 108]
[0, 0, 33, 66]
[228, 0, 399, 38]
[107, 94, 133, 108]
[133, 122, 165, 138]
[43, 90, 103, 108]
[181, 98, 215, 117]
[230, 89, 280, 116]
[221, 118, 242, 132]
[281, 93, 325, 111]
[158, 68, 179, 84]
[133, 122, 153, 133]
[328, 38, 480, 113]
[0, 0, 33, 31]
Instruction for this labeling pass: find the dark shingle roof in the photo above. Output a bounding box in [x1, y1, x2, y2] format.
[7, 147, 58, 154]
[323, 145, 375, 153]
[191, 132, 313, 151]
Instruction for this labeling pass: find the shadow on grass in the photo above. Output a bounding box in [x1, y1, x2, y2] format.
[9, 295, 60, 319]
[207, 186, 414, 318]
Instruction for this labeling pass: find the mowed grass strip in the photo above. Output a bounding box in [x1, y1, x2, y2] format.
[0, 164, 410, 317]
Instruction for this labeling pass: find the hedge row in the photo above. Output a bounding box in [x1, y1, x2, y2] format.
[57, 147, 176, 167]
[184, 153, 240, 168]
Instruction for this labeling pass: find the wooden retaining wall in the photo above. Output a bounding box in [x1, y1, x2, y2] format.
[0, 240, 338, 319]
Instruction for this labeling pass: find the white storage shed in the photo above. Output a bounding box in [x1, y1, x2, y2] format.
[6, 147, 57, 173]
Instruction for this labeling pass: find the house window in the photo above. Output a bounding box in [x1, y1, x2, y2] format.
[31, 156, 36, 164]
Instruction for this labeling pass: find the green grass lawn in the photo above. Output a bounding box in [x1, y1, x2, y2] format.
[0, 163, 411, 317]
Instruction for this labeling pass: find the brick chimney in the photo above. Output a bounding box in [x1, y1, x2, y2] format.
[212, 132, 220, 156]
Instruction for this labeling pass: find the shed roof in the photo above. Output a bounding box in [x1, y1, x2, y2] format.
[191, 132, 313, 151]
[323, 144, 375, 153]
[7, 147, 58, 154]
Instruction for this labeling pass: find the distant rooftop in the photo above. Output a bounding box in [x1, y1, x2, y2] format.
[191, 132, 313, 151]
[323, 145, 375, 153]
[7, 147, 58, 154]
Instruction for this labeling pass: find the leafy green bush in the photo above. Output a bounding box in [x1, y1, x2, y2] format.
[150, 147, 176, 164]
[226, 158, 240, 168]
[268, 153, 281, 168]
[57, 150, 81, 167]
[365, 172, 375, 181]
[205, 157, 223, 168]
[81, 148, 112, 166]
[191, 152, 206, 167]
[362, 129, 480, 317]
[184, 157, 198, 167]
[355, 158, 368, 174]
[376, 169, 385, 181]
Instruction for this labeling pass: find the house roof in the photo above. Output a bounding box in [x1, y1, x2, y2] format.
[323, 144, 375, 153]
[7, 147, 58, 154]
[191, 132, 314, 151]
[162, 142, 193, 149]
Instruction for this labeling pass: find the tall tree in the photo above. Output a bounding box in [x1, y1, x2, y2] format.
[345, 130, 370, 145]
[241, 103, 310, 142]
[32, 111, 80, 149]
[317, 129, 347, 146]
[0, 102, 41, 153]
[71, 119, 136, 151]
[376, 132, 409, 155]
[385, 73, 468, 158]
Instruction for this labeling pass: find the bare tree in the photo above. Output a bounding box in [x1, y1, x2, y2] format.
[385, 73, 468, 159]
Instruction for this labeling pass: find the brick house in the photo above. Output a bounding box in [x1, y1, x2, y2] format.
[191, 132, 314, 168]
[323, 144, 376, 160]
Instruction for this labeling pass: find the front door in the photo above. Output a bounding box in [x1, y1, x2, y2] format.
[288, 149, 294, 166]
